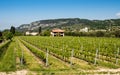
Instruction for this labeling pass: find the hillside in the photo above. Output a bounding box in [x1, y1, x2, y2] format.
[17, 18, 120, 32]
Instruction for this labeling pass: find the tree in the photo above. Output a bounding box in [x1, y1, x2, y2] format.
[2, 30, 13, 40]
[10, 26, 15, 35]
[39, 26, 42, 35]
[114, 30, 120, 37]
[5, 32, 13, 40]
[0, 31, 3, 43]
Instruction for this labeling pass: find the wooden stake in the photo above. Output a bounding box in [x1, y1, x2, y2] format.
[94, 49, 98, 65]
[70, 49, 74, 67]
[46, 48, 49, 67]
[116, 48, 119, 65]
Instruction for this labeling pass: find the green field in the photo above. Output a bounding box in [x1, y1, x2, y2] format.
[0, 36, 120, 74]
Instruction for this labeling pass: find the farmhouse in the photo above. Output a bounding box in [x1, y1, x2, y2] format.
[51, 28, 65, 37]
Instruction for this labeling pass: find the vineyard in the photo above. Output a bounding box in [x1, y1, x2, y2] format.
[0, 36, 120, 74]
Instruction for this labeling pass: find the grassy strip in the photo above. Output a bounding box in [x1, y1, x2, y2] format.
[0, 41, 16, 71]
[97, 60, 119, 69]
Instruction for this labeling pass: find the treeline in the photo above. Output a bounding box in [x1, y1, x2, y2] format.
[65, 30, 120, 37]
[25, 28, 120, 38]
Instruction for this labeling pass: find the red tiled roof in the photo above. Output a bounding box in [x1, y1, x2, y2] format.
[52, 29, 64, 32]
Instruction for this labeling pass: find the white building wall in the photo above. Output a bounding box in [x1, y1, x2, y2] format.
[25, 31, 38, 36]
[80, 27, 88, 32]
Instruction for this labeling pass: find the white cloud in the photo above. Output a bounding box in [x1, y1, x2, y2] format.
[116, 12, 120, 17]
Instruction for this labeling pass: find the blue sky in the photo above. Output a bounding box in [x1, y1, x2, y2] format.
[0, 0, 120, 30]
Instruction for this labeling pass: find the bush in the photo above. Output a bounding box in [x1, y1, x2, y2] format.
[104, 32, 111, 37]
[2, 30, 13, 40]
[87, 32, 96, 37]
[114, 30, 120, 37]
[96, 31, 105, 37]
[42, 30, 50, 36]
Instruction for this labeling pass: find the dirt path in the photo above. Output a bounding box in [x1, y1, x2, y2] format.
[0, 68, 120, 75]
[0, 41, 10, 46]
[0, 41, 5, 46]
[0, 70, 28, 75]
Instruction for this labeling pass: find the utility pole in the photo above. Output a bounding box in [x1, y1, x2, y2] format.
[46, 48, 49, 67]
[70, 49, 74, 67]
[94, 49, 98, 65]
[116, 48, 119, 65]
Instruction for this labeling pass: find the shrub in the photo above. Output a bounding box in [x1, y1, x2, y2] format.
[96, 31, 105, 37]
[114, 30, 120, 37]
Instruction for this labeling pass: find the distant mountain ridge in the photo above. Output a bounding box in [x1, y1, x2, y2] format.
[17, 18, 120, 32]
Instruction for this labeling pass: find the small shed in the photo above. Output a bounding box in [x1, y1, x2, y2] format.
[51, 29, 65, 37]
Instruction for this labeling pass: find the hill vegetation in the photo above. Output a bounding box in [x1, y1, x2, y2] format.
[17, 18, 120, 32]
